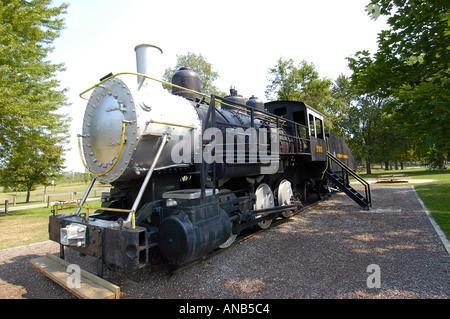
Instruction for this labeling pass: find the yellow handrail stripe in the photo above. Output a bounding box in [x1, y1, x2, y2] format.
[148, 120, 196, 130]
[78, 122, 126, 177]
[79, 72, 209, 101]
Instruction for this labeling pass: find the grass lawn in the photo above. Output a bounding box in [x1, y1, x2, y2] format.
[0, 200, 102, 250]
[414, 181, 450, 238]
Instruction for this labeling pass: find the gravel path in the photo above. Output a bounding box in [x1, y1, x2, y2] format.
[0, 185, 449, 299]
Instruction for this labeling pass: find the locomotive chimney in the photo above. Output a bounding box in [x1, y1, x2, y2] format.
[134, 44, 163, 84]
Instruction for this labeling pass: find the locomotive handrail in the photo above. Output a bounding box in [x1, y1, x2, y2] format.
[128, 133, 169, 228]
[54, 203, 135, 215]
[80, 72, 288, 124]
[53, 202, 136, 228]
[326, 151, 372, 207]
[79, 71, 209, 101]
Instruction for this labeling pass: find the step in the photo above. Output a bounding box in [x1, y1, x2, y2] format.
[325, 170, 370, 209]
[31, 253, 120, 299]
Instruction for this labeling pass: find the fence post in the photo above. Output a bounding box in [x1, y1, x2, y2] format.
[47, 196, 51, 208]
[5, 200, 9, 214]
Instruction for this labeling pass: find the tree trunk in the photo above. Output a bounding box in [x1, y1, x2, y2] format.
[366, 162, 372, 175]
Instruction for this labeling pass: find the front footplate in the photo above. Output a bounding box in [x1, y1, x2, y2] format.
[49, 214, 148, 273]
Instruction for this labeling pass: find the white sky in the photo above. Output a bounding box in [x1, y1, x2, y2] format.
[48, 0, 388, 172]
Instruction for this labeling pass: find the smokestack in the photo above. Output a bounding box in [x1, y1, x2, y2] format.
[134, 44, 163, 84]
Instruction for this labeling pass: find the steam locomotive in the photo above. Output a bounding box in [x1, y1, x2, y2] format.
[49, 44, 369, 276]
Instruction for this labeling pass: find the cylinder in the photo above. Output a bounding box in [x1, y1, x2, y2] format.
[134, 44, 163, 83]
[158, 209, 232, 265]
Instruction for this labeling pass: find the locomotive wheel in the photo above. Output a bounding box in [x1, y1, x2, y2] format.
[254, 183, 274, 229]
[278, 180, 294, 218]
[219, 232, 237, 249]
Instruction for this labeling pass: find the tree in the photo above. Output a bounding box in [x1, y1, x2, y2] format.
[0, 128, 67, 202]
[330, 74, 412, 174]
[265, 58, 333, 113]
[349, 0, 449, 168]
[163, 52, 225, 96]
[342, 93, 388, 174]
[0, 0, 70, 201]
[329, 74, 354, 136]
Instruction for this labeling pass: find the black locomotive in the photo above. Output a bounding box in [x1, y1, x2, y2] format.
[49, 45, 371, 276]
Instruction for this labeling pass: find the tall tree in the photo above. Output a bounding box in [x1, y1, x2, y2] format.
[265, 58, 335, 132]
[0, 0, 70, 201]
[265, 58, 333, 113]
[329, 74, 354, 136]
[350, 0, 449, 168]
[163, 52, 225, 96]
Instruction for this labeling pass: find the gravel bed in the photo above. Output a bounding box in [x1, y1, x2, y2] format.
[0, 185, 449, 299]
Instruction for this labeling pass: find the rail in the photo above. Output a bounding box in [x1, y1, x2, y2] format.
[53, 203, 136, 224]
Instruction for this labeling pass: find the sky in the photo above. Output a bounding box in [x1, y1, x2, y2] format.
[47, 0, 388, 173]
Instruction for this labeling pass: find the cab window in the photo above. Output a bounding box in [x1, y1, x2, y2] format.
[309, 114, 315, 137]
[316, 118, 324, 139]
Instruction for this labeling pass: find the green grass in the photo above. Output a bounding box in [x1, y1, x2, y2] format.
[0, 205, 53, 250]
[415, 182, 450, 238]
[0, 200, 102, 250]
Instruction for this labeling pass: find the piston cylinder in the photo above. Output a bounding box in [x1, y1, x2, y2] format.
[158, 191, 232, 265]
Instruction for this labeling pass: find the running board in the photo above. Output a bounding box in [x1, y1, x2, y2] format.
[30, 253, 120, 299]
[325, 152, 371, 210]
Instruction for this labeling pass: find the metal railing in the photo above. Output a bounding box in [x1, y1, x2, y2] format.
[326, 151, 372, 207]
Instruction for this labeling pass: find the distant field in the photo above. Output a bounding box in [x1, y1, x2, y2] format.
[0, 182, 110, 207]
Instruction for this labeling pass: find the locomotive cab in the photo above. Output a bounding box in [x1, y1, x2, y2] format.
[265, 101, 327, 161]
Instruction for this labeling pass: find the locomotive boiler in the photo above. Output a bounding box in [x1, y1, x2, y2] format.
[48, 44, 370, 276]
